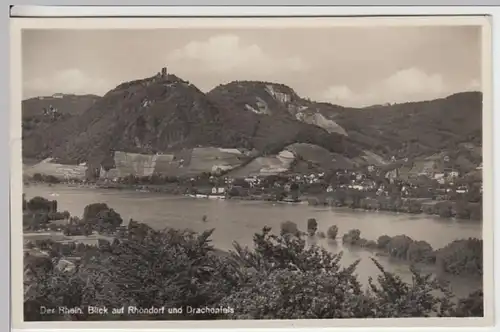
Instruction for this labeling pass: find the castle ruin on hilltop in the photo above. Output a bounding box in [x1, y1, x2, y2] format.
[154, 67, 168, 80]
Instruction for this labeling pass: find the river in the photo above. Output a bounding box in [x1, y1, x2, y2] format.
[23, 183, 483, 298]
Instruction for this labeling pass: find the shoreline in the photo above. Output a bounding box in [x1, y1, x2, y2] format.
[24, 181, 482, 222]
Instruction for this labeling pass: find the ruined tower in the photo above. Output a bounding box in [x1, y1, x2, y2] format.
[161, 67, 167, 77]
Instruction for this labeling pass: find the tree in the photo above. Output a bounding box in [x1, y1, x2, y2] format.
[307, 218, 318, 236]
[435, 238, 483, 276]
[228, 186, 241, 197]
[377, 235, 392, 249]
[27, 196, 56, 212]
[83, 203, 110, 224]
[61, 211, 71, 220]
[96, 208, 123, 232]
[437, 202, 453, 218]
[280, 221, 299, 237]
[407, 241, 435, 264]
[386, 235, 414, 259]
[367, 259, 455, 318]
[453, 290, 484, 317]
[342, 229, 361, 245]
[327, 225, 338, 240]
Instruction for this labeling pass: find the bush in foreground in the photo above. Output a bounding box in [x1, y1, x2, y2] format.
[23, 201, 484, 321]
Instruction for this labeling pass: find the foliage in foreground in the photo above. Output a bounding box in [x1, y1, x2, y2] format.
[24, 219, 484, 321]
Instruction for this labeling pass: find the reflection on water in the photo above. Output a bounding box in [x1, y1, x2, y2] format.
[23, 184, 483, 297]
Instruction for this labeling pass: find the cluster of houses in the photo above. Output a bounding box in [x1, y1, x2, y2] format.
[184, 158, 476, 200]
[77, 148, 480, 202]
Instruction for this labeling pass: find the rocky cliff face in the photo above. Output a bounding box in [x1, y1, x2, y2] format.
[208, 81, 349, 136]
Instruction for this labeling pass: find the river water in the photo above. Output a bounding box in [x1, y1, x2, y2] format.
[23, 184, 483, 298]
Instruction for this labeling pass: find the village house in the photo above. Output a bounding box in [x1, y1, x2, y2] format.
[305, 173, 318, 183]
[223, 177, 234, 185]
[348, 184, 365, 191]
[211, 186, 226, 195]
[385, 168, 399, 184]
[434, 172, 446, 185]
[361, 179, 377, 191]
[434, 172, 445, 180]
[244, 176, 260, 187]
[293, 175, 306, 185]
[355, 173, 366, 181]
[401, 185, 410, 197]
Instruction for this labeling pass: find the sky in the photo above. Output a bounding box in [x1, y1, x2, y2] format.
[22, 26, 482, 107]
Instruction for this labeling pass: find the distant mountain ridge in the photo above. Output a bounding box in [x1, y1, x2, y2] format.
[22, 71, 359, 169]
[21, 70, 483, 177]
[324, 91, 483, 159]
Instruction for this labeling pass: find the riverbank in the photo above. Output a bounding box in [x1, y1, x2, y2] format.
[337, 228, 482, 278]
[24, 180, 482, 221]
[306, 193, 482, 221]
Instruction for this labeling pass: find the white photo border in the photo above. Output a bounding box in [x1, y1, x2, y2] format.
[6, 5, 498, 332]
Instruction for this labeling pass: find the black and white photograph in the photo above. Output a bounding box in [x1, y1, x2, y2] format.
[12, 15, 492, 327]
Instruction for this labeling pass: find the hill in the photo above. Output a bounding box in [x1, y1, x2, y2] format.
[207, 81, 348, 136]
[22, 70, 359, 168]
[321, 92, 483, 159]
[208, 82, 482, 162]
[22, 94, 100, 118]
[22, 94, 100, 139]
